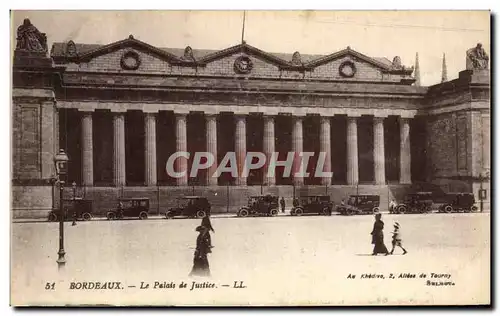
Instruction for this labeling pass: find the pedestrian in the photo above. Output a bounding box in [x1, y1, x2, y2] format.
[370, 213, 390, 256]
[390, 222, 407, 255]
[117, 201, 124, 219]
[189, 226, 211, 277]
[293, 198, 299, 208]
[389, 199, 397, 214]
[280, 197, 286, 213]
[201, 214, 215, 248]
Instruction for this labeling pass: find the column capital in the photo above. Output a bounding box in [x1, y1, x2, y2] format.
[110, 109, 127, 113]
[373, 116, 387, 123]
[143, 109, 159, 114]
[78, 109, 95, 113]
[205, 113, 218, 119]
[347, 113, 362, 118]
[320, 116, 331, 124]
[398, 116, 412, 122]
[174, 110, 189, 115]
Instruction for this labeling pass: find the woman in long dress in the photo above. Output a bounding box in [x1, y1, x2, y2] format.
[189, 226, 211, 277]
[371, 213, 390, 256]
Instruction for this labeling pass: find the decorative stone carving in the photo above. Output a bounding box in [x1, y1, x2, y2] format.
[180, 46, 195, 61]
[339, 61, 356, 78]
[65, 40, 78, 57]
[234, 55, 253, 74]
[120, 50, 141, 70]
[392, 56, 402, 69]
[466, 43, 489, 70]
[16, 18, 47, 53]
[291, 51, 302, 66]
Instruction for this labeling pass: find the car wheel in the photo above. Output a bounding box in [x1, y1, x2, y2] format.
[295, 208, 303, 216]
[106, 212, 116, 220]
[139, 211, 148, 220]
[48, 212, 57, 222]
[397, 205, 407, 214]
[372, 207, 380, 214]
[196, 210, 206, 219]
[270, 208, 278, 216]
[238, 209, 249, 217]
[82, 213, 92, 221]
[165, 211, 174, 219]
[444, 205, 453, 213]
[470, 206, 478, 212]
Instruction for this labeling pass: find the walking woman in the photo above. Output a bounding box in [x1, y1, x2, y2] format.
[201, 214, 215, 248]
[189, 226, 212, 277]
[371, 213, 390, 256]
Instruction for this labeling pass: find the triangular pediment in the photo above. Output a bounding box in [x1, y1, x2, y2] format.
[57, 35, 184, 64]
[305, 47, 392, 71]
[197, 42, 291, 67]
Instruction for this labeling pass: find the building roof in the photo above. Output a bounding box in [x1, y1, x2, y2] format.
[50, 39, 408, 72]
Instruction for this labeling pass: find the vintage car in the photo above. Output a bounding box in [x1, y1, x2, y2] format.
[164, 196, 212, 219]
[438, 193, 477, 213]
[336, 195, 380, 215]
[48, 198, 93, 222]
[392, 192, 434, 214]
[106, 198, 150, 220]
[290, 195, 334, 216]
[237, 195, 279, 217]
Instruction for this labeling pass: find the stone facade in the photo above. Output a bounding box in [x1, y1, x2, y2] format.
[12, 21, 491, 218]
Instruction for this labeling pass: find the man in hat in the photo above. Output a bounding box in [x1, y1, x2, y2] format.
[390, 222, 407, 255]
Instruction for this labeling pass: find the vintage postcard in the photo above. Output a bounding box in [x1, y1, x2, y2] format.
[10, 10, 491, 306]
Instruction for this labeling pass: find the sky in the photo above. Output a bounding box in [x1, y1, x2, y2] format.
[11, 10, 490, 86]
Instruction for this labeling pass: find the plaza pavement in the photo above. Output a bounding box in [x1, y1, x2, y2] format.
[11, 212, 490, 306]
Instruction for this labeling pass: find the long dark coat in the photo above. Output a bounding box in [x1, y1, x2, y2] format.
[189, 232, 211, 277]
[371, 219, 389, 255]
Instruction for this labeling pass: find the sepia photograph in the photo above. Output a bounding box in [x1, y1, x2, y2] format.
[9, 10, 491, 306]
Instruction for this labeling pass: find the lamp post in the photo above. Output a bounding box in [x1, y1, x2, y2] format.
[72, 181, 77, 226]
[54, 149, 69, 268]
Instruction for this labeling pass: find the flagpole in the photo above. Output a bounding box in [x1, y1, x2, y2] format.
[241, 11, 246, 44]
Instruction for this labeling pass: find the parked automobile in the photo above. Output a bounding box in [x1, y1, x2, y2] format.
[438, 193, 477, 213]
[237, 195, 279, 217]
[48, 198, 93, 222]
[336, 195, 380, 215]
[291, 195, 334, 216]
[164, 196, 211, 219]
[392, 192, 434, 214]
[107, 198, 150, 220]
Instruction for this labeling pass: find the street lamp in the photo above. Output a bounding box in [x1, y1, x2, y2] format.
[479, 172, 489, 213]
[72, 182, 77, 226]
[54, 149, 69, 268]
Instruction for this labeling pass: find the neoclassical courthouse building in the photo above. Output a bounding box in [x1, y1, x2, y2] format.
[12, 19, 490, 218]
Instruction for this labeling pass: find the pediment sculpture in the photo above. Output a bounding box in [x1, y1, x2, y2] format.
[16, 18, 48, 53]
[291, 51, 303, 66]
[466, 43, 489, 70]
[180, 46, 195, 61]
[392, 56, 402, 70]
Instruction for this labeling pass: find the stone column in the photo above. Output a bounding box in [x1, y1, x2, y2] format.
[263, 115, 276, 186]
[292, 116, 304, 186]
[81, 111, 94, 186]
[320, 116, 332, 185]
[206, 114, 218, 186]
[399, 117, 412, 184]
[235, 114, 247, 186]
[144, 112, 157, 186]
[113, 111, 126, 187]
[347, 116, 359, 185]
[176, 113, 188, 186]
[373, 116, 386, 185]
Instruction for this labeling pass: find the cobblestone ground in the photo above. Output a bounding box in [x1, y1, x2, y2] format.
[11, 213, 490, 306]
